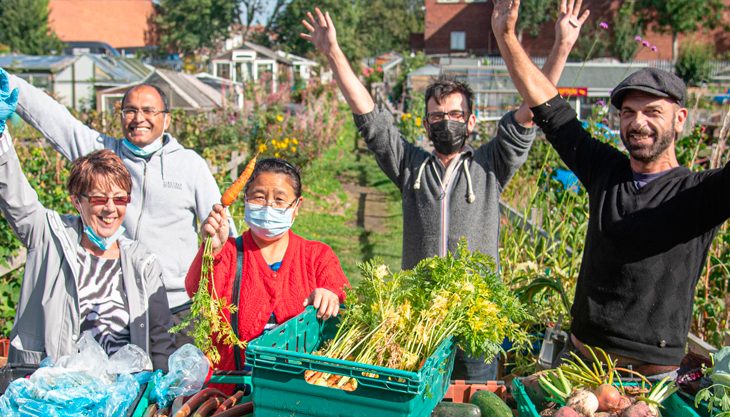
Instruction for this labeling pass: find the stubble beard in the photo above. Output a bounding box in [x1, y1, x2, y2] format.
[620, 119, 676, 163]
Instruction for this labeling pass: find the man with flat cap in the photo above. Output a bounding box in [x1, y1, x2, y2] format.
[492, 0, 730, 378]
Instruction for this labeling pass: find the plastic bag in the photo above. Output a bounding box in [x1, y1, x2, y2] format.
[106, 344, 152, 375]
[152, 344, 211, 407]
[53, 331, 109, 380]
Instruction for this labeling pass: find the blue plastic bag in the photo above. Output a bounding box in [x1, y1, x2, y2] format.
[152, 344, 210, 407]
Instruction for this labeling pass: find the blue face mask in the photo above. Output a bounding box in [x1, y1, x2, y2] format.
[77, 204, 125, 251]
[122, 136, 164, 157]
[244, 200, 299, 239]
[83, 224, 126, 251]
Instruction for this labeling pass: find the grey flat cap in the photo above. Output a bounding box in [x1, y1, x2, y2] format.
[610, 68, 687, 109]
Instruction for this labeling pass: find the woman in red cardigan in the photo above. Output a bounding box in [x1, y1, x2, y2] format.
[186, 158, 349, 377]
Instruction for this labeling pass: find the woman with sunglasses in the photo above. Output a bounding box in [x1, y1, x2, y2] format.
[0, 129, 175, 369]
[186, 158, 349, 382]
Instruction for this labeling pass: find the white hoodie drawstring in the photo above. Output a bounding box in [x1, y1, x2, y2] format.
[413, 153, 475, 203]
[463, 159, 475, 203]
[413, 156, 430, 190]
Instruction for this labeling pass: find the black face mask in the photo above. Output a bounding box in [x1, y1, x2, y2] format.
[428, 120, 468, 155]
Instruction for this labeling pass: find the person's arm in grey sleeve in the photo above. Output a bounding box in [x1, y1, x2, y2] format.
[145, 258, 175, 371]
[195, 160, 237, 236]
[355, 109, 414, 191]
[0, 130, 48, 250]
[6, 72, 113, 161]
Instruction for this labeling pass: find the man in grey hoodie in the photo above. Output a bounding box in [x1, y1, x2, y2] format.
[301, 3, 585, 379]
[5, 75, 237, 347]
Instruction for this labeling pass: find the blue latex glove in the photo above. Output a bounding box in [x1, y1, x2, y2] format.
[0, 68, 19, 135]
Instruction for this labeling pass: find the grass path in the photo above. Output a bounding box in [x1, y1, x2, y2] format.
[292, 119, 403, 285]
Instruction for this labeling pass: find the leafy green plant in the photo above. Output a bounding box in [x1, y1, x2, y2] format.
[675, 37, 716, 87]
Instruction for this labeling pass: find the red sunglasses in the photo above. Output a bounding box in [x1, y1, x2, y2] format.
[81, 194, 131, 206]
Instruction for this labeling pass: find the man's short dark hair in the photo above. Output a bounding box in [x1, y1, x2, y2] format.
[121, 84, 169, 112]
[424, 74, 474, 119]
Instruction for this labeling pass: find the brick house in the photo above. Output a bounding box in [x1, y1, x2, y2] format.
[48, 0, 158, 49]
[416, 0, 730, 60]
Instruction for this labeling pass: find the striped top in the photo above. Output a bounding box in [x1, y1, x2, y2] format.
[76, 246, 131, 355]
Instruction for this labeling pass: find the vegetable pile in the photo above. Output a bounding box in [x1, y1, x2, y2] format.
[695, 346, 730, 417]
[170, 152, 259, 364]
[304, 240, 531, 389]
[532, 347, 678, 417]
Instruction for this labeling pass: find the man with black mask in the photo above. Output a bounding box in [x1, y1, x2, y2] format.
[302, 0, 586, 380]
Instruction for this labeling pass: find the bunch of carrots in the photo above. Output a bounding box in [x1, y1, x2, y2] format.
[170, 151, 259, 364]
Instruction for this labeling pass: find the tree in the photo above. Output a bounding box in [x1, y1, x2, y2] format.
[240, 0, 266, 42]
[156, 0, 240, 57]
[263, 0, 424, 66]
[611, 1, 642, 62]
[638, 0, 725, 63]
[675, 37, 715, 87]
[516, 0, 554, 43]
[0, 0, 65, 55]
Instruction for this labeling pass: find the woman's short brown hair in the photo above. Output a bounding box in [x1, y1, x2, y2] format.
[67, 149, 132, 196]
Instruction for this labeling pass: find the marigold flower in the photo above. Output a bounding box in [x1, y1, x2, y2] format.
[258, 144, 267, 153]
[292, 146, 297, 152]
[276, 115, 283, 122]
[599, 22, 608, 29]
[275, 152, 280, 158]
[292, 138, 298, 145]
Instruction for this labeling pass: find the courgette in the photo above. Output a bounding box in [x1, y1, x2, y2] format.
[431, 402, 482, 417]
[470, 390, 512, 417]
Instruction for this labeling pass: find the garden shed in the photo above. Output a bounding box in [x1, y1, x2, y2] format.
[212, 41, 293, 91]
[0, 53, 153, 111]
[97, 68, 242, 114]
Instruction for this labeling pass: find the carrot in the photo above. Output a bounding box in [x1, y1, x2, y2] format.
[220, 152, 259, 207]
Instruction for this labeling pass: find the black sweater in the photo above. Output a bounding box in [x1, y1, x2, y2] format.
[531, 96, 730, 365]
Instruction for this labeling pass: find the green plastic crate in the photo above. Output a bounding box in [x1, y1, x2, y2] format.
[245, 306, 456, 417]
[512, 378, 700, 417]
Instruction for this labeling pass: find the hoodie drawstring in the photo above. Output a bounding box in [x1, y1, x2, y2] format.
[463, 159, 475, 203]
[413, 156, 430, 190]
[413, 155, 475, 203]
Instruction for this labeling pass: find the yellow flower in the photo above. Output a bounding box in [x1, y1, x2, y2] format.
[401, 114, 406, 121]
[275, 152, 280, 158]
[272, 139, 277, 145]
[416, 117, 422, 125]
[292, 138, 298, 145]
[278, 128, 282, 133]
[258, 144, 267, 152]
[284, 138, 290, 144]
[291, 146, 297, 152]
[276, 115, 283, 122]
[406, 113, 412, 118]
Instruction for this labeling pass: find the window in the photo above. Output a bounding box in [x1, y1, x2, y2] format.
[217, 63, 230, 80]
[451, 32, 466, 51]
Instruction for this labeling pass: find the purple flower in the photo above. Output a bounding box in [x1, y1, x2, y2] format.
[635, 36, 642, 42]
[642, 41, 650, 47]
[651, 46, 658, 52]
[597, 100, 605, 106]
[600, 22, 608, 29]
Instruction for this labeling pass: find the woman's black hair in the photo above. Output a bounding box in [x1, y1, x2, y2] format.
[244, 158, 302, 198]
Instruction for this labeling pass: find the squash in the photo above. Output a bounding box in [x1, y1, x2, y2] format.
[431, 402, 482, 417]
[470, 390, 512, 417]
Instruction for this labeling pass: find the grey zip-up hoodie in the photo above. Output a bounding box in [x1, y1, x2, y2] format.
[354, 108, 536, 270]
[7, 74, 236, 308]
[0, 131, 175, 370]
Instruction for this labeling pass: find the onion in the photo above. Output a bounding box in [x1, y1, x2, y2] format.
[594, 384, 621, 411]
[554, 406, 580, 417]
[565, 388, 599, 417]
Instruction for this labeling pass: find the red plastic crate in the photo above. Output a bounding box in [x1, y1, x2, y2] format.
[443, 380, 507, 403]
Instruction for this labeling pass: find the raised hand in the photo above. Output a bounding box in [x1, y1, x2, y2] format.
[201, 204, 230, 255]
[0, 69, 19, 134]
[491, 0, 521, 39]
[555, 0, 590, 49]
[300, 8, 339, 57]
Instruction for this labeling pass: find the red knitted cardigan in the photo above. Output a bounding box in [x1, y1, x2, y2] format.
[185, 230, 349, 375]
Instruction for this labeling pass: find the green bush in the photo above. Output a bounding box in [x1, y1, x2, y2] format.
[675, 37, 716, 87]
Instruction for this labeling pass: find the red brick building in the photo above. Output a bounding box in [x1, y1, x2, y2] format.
[48, 0, 158, 49]
[417, 0, 730, 61]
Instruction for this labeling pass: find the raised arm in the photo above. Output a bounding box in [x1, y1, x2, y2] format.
[5, 72, 112, 161]
[492, 0, 563, 108]
[513, 0, 590, 125]
[301, 8, 375, 115]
